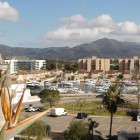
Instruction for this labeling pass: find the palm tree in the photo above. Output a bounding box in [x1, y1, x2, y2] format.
[102, 84, 124, 139]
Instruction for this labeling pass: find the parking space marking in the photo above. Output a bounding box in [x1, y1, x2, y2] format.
[127, 125, 133, 131]
[97, 124, 104, 129]
[117, 125, 123, 131]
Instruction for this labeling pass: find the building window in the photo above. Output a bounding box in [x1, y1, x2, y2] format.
[99, 60, 101, 70]
[91, 60, 96, 70]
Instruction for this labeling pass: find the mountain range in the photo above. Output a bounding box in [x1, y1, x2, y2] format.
[0, 38, 140, 60]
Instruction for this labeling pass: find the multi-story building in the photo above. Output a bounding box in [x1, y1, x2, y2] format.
[3, 59, 46, 74]
[78, 56, 140, 75]
[118, 56, 140, 74]
[78, 56, 110, 72]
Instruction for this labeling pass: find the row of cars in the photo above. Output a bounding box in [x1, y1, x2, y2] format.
[26, 107, 88, 119]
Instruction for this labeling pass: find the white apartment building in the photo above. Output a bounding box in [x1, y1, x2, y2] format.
[3, 59, 46, 74]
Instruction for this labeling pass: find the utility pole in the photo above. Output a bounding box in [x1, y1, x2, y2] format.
[56, 57, 58, 71]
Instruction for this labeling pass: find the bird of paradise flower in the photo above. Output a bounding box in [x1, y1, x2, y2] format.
[0, 77, 50, 140]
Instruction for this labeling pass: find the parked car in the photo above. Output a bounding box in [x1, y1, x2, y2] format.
[26, 106, 41, 112]
[50, 108, 67, 117]
[76, 112, 88, 119]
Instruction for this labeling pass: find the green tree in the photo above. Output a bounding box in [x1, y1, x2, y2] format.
[20, 120, 46, 140]
[63, 120, 88, 140]
[45, 59, 60, 70]
[38, 89, 60, 108]
[102, 85, 124, 139]
[64, 62, 78, 72]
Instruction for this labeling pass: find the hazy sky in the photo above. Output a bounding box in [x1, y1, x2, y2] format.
[0, 0, 140, 48]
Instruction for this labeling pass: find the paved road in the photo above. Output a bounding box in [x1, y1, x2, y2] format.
[20, 94, 140, 138]
[20, 111, 140, 137]
[22, 93, 138, 108]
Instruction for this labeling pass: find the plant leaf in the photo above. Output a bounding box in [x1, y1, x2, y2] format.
[1, 88, 10, 121]
[5, 109, 51, 140]
[12, 90, 25, 126]
[0, 121, 9, 140]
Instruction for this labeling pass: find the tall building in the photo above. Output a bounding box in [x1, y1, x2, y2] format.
[78, 56, 110, 72]
[3, 59, 46, 74]
[78, 56, 140, 75]
[118, 56, 140, 74]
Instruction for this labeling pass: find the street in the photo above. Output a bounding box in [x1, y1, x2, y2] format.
[19, 93, 140, 138]
[20, 111, 140, 138]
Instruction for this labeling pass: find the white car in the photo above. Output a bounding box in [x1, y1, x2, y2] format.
[26, 106, 41, 112]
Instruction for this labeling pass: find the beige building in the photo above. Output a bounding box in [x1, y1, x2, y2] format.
[118, 56, 140, 74]
[78, 56, 140, 75]
[78, 56, 110, 72]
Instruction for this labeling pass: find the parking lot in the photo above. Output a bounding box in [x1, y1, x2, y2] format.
[20, 111, 140, 137]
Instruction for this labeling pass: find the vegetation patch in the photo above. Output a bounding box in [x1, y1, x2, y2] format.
[55, 100, 129, 116]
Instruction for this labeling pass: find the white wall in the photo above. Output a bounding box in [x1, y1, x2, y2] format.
[11, 84, 40, 104]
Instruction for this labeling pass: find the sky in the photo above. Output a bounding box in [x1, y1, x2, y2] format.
[0, 0, 140, 48]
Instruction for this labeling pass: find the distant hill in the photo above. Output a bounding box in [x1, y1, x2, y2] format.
[1, 38, 140, 60]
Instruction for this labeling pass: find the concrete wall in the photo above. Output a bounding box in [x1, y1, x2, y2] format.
[11, 84, 40, 104]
